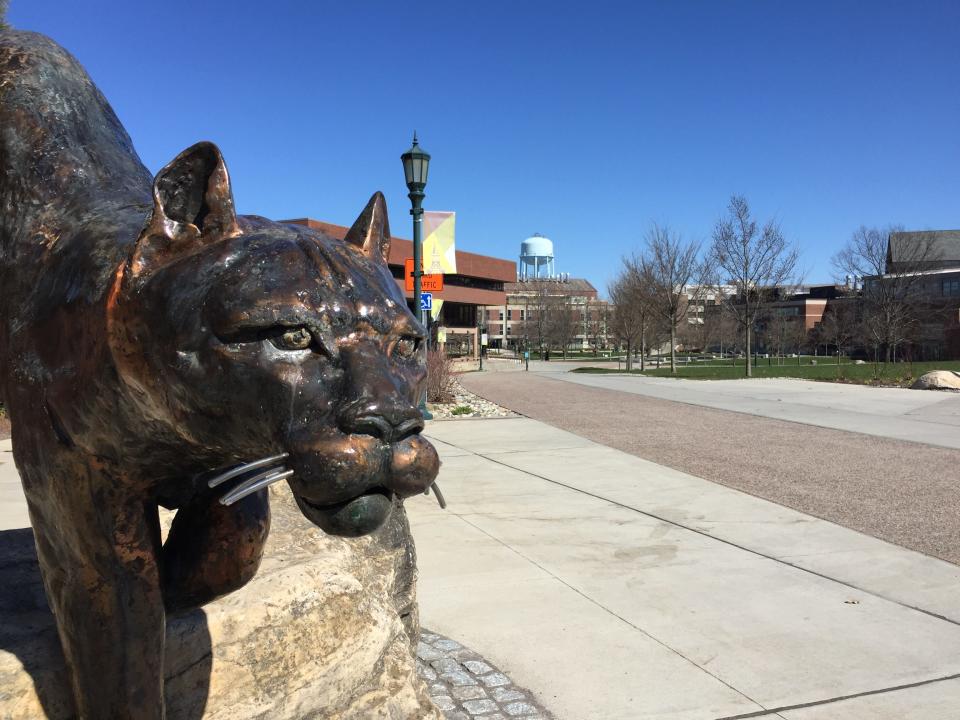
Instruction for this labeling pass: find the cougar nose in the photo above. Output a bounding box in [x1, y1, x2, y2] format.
[339, 401, 424, 442]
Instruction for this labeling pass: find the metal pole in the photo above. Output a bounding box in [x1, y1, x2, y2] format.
[477, 309, 484, 371]
[411, 190, 424, 327]
[410, 190, 432, 420]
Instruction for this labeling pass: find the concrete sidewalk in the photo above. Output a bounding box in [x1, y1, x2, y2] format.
[410, 417, 960, 720]
[547, 372, 960, 450]
[0, 439, 27, 530]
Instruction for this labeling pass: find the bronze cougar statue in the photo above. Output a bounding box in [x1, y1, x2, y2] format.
[0, 30, 440, 718]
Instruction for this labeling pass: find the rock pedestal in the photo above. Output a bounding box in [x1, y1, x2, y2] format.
[0, 487, 441, 719]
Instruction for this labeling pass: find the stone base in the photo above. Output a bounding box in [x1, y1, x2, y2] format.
[0, 487, 441, 719]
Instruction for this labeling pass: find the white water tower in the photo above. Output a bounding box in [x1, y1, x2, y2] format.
[519, 233, 555, 280]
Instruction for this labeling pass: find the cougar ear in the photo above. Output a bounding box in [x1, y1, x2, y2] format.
[344, 191, 391, 263]
[130, 141, 241, 276]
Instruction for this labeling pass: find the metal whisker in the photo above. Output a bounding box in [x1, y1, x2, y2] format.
[425, 482, 446, 509]
[206, 453, 290, 489]
[220, 468, 295, 506]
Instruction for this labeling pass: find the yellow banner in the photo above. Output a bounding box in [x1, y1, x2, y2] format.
[422, 211, 456, 274]
[430, 298, 444, 322]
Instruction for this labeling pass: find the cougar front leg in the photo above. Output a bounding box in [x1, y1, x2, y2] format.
[30, 489, 166, 720]
[161, 488, 270, 613]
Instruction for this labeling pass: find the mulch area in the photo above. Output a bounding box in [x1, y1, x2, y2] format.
[461, 371, 960, 566]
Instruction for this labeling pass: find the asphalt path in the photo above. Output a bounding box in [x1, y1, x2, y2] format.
[460, 369, 960, 565]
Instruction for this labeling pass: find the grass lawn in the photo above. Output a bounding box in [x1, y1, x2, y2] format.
[571, 359, 960, 386]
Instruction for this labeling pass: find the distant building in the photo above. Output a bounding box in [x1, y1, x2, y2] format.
[485, 277, 612, 351]
[698, 284, 846, 355]
[879, 230, 960, 359]
[682, 284, 734, 327]
[483, 234, 613, 352]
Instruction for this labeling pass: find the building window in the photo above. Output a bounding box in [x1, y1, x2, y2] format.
[942, 279, 960, 297]
[499, 310, 504, 320]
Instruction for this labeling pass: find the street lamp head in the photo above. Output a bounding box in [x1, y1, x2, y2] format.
[401, 132, 430, 193]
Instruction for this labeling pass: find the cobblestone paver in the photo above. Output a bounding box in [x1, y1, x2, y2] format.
[417, 629, 553, 719]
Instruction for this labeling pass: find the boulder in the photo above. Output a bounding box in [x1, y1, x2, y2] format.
[911, 370, 960, 391]
[0, 487, 440, 719]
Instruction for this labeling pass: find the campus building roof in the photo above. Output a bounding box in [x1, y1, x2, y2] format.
[887, 230, 960, 272]
[281, 218, 515, 308]
[505, 278, 599, 299]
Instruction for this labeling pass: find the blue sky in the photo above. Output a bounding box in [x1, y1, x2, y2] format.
[9, 1, 960, 296]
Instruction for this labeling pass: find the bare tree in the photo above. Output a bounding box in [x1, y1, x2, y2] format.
[782, 317, 808, 365]
[585, 299, 608, 355]
[608, 264, 654, 371]
[710, 195, 801, 377]
[677, 314, 706, 353]
[832, 225, 939, 363]
[546, 295, 578, 359]
[702, 302, 738, 358]
[520, 281, 554, 356]
[759, 309, 787, 364]
[647, 315, 673, 369]
[817, 299, 859, 370]
[630, 224, 709, 374]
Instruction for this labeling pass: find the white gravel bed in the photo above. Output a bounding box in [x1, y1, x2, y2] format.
[427, 377, 518, 420]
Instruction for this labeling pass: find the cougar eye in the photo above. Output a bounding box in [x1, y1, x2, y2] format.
[394, 336, 420, 359]
[271, 327, 313, 351]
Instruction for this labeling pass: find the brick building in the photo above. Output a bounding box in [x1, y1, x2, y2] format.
[484, 278, 613, 351]
[283, 218, 515, 354]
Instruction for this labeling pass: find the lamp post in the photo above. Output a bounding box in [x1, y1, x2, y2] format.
[477, 308, 485, 371]
[401, 133, 432, 418]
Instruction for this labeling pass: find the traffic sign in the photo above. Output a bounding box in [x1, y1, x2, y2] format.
[405, 258, 444, 292]
[420, 293, 433, 311]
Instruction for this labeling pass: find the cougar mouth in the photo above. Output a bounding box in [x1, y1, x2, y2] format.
[294, 487, 395, 537]
[202, 432, 442, 537]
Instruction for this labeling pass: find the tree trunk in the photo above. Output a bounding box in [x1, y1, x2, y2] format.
[670, 326, 677, 374]
[626, 340, 632, 371]
[745, 324, 752, 378]
[640, 329, 646, 372]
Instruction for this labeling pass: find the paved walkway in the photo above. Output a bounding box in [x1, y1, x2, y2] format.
[513, 361, 960, 450]
[410, 417, 960, 720]
[0, 440, 27, 530]
[460, 369, 960, 565]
